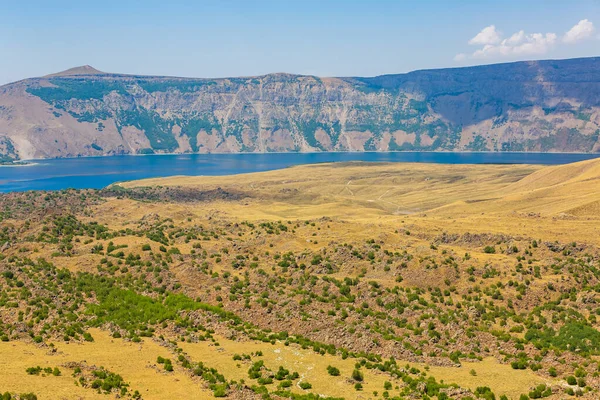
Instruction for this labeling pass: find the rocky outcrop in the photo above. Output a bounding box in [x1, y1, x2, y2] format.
[1, 57, 599, 160]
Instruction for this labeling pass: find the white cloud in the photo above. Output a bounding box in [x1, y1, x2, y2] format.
[505, 30, 525, 46]
[468, 25, 502, 45]
[455, 20, 594, 62]
[470, 32, 557, 60]
[563, 19, 595, 43]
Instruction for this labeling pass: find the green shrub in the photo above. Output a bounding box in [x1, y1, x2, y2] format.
[279, 380, 292, 388]
[213, 385, 227, 397]
[525, 323, 600, 355]
[483, 246, 496, 254]
[474, 386, 495, 400]
[83, 332, 94, 342]
[26, 366, 42, 375]
[351, 369, 364, 382]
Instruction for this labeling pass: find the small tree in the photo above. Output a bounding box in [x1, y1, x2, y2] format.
[326, 365, 340, 376]
[351, 369, 364, 382]
[483, 246, 496, 254]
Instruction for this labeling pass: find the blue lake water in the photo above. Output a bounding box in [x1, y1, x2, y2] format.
[1, 152, 600, 192]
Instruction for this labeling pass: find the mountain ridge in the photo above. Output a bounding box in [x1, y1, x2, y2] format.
[27, 55, 600, 83]
[0, 56, 599, 160]
[43, 65, 106, 78]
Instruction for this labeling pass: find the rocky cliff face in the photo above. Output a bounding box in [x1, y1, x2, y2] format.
[1, 57, 599, 160]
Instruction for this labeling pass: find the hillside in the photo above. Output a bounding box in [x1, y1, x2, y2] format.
[2, 159, 600, 399]
[0, 57, 599, 160]
[124, 157, 600, 226]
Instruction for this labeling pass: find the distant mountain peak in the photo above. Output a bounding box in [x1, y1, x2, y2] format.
[44, 65, 106, 77]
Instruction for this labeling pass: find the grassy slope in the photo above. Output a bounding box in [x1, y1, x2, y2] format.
[3, 158, 600, 399]
[121, 159, 600, 244]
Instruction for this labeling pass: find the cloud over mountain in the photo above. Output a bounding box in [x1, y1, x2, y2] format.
[563, 19, 595, 43]
[455, 19, 596, 62]
[468, 25, 502, 46]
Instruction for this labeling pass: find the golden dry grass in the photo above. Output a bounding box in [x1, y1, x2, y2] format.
[181, 335, 402, 399]
[122, 158, 600, 219]
[422, 358, 548, 400]
[6, 158, 600, 399]
[0, 327, 545, 400]
[180, 335, 545, 400]
[121, 162, 541, 216]
[0, 329, 212, 399]
[117, 159, 600, 247]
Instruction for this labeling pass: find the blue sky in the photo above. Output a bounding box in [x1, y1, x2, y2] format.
[1, 0, 599, 85]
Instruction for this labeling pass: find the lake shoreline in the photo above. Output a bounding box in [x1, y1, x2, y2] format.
[19, 150, 600, 163]
[0, 161, 38, 167]
[4, 152, 600, 192]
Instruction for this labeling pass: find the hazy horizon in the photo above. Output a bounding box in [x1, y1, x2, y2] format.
[1, 0, 599, 85]
[4, 54, 600, 85]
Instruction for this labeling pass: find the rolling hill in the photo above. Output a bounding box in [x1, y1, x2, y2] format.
[3, 159, 600, 398]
